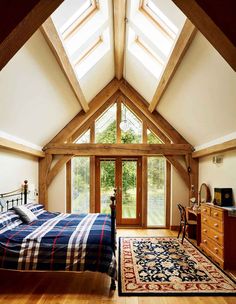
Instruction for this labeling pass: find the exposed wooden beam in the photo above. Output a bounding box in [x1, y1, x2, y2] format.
[0, 0, 63, 71]
[113, 0, 127, 80]
[172, 0, 236, 72]
[41, 17, 89, 112]
[192, 139, 236, 158]
[44, 143, 192, 156]
[47, 155, 73, 187]
[45, 78, 120, 146]
[148, 19, 197, 112]
[119, 80, 190, 144]
[0, 137, 45, 158]
[165, 156, 189, 187]
[38, 154, 52, 207]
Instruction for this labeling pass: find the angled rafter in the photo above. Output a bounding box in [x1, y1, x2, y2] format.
[119, 80, 190, 144]
[113, 0, 127, 80]
[47, 155, 73, 187]
[148, 19, 197, 112]
[172, 0, 236, 72]
[44, 78, 120, 146]
[41, 17, 89, 112]
[0, 0, 63, 71]
[44, 143, 192, 156]
[165, 156, 189, 187]
[0, 137, 45, 158]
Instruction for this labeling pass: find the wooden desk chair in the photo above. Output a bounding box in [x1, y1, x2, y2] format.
[177, 204, 197, 244]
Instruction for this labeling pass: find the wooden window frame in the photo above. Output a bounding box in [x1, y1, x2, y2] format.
[62, 0, 99, 40]
[135, 36, 164, 66]
[66, 100, 170, 227]
[74, 36, 103, 67]
[139, 0, 176, 40]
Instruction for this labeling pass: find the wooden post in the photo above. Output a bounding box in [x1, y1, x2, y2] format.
[23, 180, 28, 205]
[110, 188, 117, 291]
[38, 154, 52, 208]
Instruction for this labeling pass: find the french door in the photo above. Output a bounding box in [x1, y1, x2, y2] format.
[95, 157, 142, 226]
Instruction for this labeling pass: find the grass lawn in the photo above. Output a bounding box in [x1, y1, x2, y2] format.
[72, 188, 165, 226]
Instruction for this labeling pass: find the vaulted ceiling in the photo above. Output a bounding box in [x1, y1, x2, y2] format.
[0, 0, 236, 151]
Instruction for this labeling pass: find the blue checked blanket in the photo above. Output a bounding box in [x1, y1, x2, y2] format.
[0, 211, 116, 279]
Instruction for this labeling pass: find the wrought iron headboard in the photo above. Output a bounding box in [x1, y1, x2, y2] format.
[0, 180, 28, 212]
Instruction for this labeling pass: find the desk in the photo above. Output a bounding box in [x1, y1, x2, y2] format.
[186, 207, 201, 246]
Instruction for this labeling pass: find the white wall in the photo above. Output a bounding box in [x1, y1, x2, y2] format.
[48, 165, 66, 213]
[171, 166, 189, 226]
[199, 150, 236, 205]
[0, 149, 38, 198]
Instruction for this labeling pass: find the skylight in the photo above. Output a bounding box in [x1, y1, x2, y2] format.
[61, 0, 98, 39]
[51, 0, 111, 80]
[141, 0, 178, 40]
[128, 28, 163, 79]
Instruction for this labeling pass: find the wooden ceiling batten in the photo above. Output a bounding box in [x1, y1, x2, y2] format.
[44, 78, 120, 146]
[0, 0, 63, 71]
[192, 139, 236, 158]
[172, 0, 236, 72]
[148, 19, 197, 112]
[0, 137, 45, 158]
[41, 18, 89, 113]
[113, 0, 127, 80]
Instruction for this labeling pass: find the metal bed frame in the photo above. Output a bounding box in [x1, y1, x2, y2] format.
[0, 180, 117, 290]
[0, 180, 28, 212]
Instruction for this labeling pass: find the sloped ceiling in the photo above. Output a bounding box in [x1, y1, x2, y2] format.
[157, 31, 236, 147]
[0, 0, 236, 149]
[0, 30, 80, 147]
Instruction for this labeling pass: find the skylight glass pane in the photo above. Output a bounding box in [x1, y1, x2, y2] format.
[61, 0, 93, 34]
[75, 129, 90, 143]
[147, 129, 163, 144]
[95, 104, 117, 143]
[146, 0, 178, 36]
[121, 104, 142, 143]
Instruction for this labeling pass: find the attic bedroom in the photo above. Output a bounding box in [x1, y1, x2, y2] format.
[0, 0, 236, 302]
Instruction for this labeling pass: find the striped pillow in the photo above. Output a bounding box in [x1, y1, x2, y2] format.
[0, 210, 23, 233]
[13, 206, 38, 223]
[24, 202, 46, 216]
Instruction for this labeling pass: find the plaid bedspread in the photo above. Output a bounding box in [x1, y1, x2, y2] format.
[0, 212, 117, 279]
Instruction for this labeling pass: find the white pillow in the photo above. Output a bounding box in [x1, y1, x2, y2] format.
[13, 206, 37, 223]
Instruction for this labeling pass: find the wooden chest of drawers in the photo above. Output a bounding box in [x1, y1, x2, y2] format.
[200, 204, 236, 269]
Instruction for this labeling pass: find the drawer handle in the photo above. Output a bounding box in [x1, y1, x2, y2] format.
[203, 209, 207, 212]
[214, 247, 218, 253]
[213, 212, 218, 216]
[203, 218, 207, 222]
[203, 240, 207, 243]
[203, 229, 207, 233]
[214, 223, 218, 227]
[214, 235, 218, 240]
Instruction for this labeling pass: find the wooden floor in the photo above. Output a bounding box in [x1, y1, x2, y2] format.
[0, 229, 235, 304]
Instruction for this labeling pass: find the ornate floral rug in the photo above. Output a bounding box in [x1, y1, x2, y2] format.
[119, 237, 236, 296]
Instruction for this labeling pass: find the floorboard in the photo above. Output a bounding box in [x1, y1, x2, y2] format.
[0, 229, 235, 304]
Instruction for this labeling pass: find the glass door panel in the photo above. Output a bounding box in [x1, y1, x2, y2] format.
[147, 157, 166, 226]
[100, 160, 115, 214]
[122, 160, 137, 219]
[72, 157, 90, 213]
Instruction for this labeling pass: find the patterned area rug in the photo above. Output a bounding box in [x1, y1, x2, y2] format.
[119, 237, 236, 296]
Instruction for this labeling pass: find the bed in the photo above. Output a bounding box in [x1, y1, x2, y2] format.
[0, 181, 117, 290]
